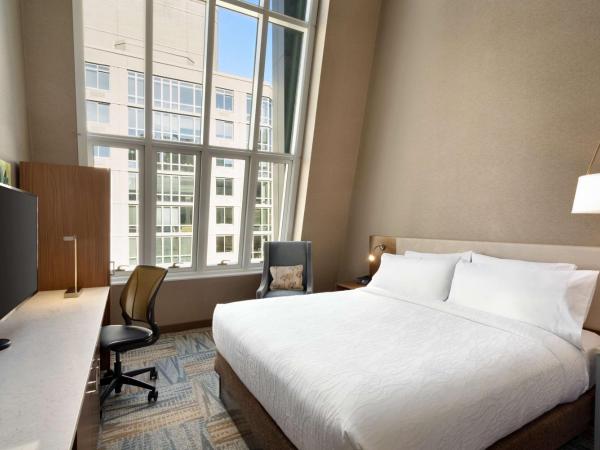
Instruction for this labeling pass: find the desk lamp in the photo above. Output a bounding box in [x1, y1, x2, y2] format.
[63, 236, 82, 298]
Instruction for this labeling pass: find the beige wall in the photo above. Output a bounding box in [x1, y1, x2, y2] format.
[21, 0, 79, 165]
[109, 274, 260, 326]
[0, 0, 29, 168]
[340, 0, 600, 279]
[296, 0, 381, 291]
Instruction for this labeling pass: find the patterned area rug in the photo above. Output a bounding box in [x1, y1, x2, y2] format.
[99, 328, 592, 450]
[98, 328, 248, 450]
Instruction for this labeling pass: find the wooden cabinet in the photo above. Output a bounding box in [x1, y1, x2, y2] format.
[74, 346, 101, 450]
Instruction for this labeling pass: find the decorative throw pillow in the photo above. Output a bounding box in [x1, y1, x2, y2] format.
[270, 265, 304, 290]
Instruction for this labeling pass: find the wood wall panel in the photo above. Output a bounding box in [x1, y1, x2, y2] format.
[20, 162, 110, 290]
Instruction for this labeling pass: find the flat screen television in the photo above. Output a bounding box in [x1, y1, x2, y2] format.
[0, 184, 38, 350]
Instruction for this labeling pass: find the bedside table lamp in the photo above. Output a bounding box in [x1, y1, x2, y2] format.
[63, 235, 82, 298]
[368, 244, 386, 262]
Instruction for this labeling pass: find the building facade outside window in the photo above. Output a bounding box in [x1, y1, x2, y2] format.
[81, 0, 316, 276]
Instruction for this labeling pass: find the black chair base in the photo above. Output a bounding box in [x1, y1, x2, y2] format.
[100, 353, 158, 405]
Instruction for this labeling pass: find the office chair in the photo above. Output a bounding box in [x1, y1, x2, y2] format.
[256, 241, 313, 298]
[100, 265, 167, 405]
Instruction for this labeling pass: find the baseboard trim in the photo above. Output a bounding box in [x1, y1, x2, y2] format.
[161, 319, 212, 333]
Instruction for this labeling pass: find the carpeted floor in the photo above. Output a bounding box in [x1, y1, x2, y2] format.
[98, 328, 593, 450]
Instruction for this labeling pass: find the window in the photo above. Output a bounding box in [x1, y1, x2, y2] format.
[246, 94, 252, 122]
[216, 206, 234, 224]
[85, 63, 109, 90]
[128, 71, 145, 106]
[93, 146, 110, 158]
[86, 101, 109, 124]
[82, 0, 316, 276]
[216, 235, 233, 253]
[129, 205, 138, 233]
[216, 88, 234, 111]
[216, 177, 233, 196]
[215, 120, 234, 140]
[128, 107, 145, 137]
[216, 158, 233, 167]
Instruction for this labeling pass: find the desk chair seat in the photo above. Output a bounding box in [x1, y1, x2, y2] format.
[100, 325, 153, 352]
[100, 265, 167, 406]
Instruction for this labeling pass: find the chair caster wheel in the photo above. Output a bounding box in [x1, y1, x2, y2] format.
[150, 368, 158, 380]
[148, 390, 158, 402]
[115, 385, 121, 394]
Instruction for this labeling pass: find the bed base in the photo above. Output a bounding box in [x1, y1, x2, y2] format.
[215, 353, 593, 450]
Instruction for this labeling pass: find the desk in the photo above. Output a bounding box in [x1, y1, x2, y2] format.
[0, 287, 109, 450]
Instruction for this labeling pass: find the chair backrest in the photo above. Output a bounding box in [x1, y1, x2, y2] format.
[120, 265, 168, 334]
[265, 241, 311, 289]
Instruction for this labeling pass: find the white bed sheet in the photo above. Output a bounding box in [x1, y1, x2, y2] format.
[213, 287, 589, 450]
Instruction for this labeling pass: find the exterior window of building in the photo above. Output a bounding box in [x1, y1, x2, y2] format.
[216, 88, 234, 111]
[216, 235, 233, 253]
[261, 97, 272, 126]
[252, 235, 268, 260]
[246, 94, 252, 122]
[216, 177, 233, 196]
[215, 119, 234, 140]
[85, 62, 110, 90]
[128, 173, 138, 201]
[128, 71, 145, 106]
[216, 206, 234, 224]
[83, 0, 316, 275]
[129, 237, 139, 265]
[86, 100, 110, 123]
[128, 107, 145, 137]
[129, 205, 138, 233]
[256, 180, 272, 205]
[216, 158, 233, 167]
[93, 146, 111, 158]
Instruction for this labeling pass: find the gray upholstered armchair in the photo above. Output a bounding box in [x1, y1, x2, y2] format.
[256, 241, 313, 298]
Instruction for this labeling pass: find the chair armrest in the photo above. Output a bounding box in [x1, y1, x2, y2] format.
[256, 277, 269, 299]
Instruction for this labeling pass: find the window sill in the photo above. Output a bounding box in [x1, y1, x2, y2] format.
[110, 267, 262, 286]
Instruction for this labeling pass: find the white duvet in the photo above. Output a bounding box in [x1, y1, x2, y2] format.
[212, 287, 589, 450]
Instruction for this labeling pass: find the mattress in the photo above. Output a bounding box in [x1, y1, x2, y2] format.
[213, 288, 590, 450]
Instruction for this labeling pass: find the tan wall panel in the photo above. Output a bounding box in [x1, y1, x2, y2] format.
[109, 274, 261, 326]
[340, 0, 600, 279]
[21, 0, 79, 165]
[0, 0, 29, 167]
[297, 0, 382, 291]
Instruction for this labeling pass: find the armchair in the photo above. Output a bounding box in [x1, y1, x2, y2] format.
[256, 241, 313, 298]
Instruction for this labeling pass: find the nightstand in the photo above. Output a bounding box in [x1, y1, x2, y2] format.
[336, 281, 367, 291]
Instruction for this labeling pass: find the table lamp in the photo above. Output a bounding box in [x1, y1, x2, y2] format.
[63, 235, 82, 298]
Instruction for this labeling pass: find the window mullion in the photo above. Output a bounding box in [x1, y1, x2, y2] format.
[143, 0, 155, 266]
[202, 0, 216, 148]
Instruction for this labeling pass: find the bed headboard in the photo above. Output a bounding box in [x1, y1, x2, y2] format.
[369, 235, 600, 332]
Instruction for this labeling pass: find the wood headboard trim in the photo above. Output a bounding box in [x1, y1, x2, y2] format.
[369, 235, 600, 331]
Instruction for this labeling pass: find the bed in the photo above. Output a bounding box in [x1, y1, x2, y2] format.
[212, 237, 600, 450]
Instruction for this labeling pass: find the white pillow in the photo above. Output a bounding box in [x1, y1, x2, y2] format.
[369, 253, 458, 302]
[448, 261, 598, 348]
[404, 250, 472, 263]
[471, 253, 577, 270]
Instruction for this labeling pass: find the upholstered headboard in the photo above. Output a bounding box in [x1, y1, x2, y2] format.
[369, 235, 600, 331]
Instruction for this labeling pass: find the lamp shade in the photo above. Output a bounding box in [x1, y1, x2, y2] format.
[572, 174, 600, 213]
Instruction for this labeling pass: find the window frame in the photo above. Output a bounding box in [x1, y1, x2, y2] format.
[74, 0, 319, 282]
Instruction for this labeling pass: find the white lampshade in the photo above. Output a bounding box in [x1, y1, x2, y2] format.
[572, 174, 600, 213]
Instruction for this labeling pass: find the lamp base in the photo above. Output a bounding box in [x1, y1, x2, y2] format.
[64, 287, 82, 298]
